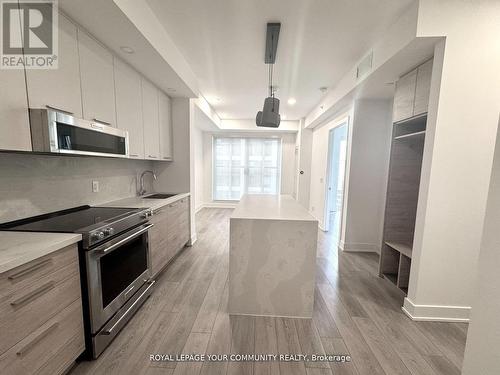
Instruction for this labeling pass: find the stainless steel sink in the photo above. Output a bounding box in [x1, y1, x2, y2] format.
[143, 193, 177, 199]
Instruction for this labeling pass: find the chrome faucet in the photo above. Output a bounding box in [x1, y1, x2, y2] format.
[139, 170, 157, 196]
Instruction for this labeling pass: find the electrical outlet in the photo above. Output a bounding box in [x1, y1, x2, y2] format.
[92, 180, 99, 193]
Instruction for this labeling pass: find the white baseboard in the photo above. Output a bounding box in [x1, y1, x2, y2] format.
[402, 297, 470, 322]
[199, 202, 238, 210]
[188, 234, 197, 246]
[340, 241, 380, 253]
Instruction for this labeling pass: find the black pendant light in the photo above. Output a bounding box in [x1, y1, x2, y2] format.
[256, 22, 281, 128]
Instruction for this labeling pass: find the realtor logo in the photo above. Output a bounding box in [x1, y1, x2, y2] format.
[1, 0, 58, 69]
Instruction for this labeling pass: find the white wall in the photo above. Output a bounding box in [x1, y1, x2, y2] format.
[220, 119, 299, 133]
[342, 99, 392, 253]
[305, 1, 419, 128]
[309, 110, 352, 230]
[308, 99, 392, 252]
[154, 98, 196, 243]
[404, 0, 500, 321]
[461, 117, 500, 375]
[0, 153, 153, 223]
[296, 119, 313, 208]
[192, 124, 204, 211]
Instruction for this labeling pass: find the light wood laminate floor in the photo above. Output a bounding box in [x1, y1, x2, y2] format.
[72, 208, 467, 375]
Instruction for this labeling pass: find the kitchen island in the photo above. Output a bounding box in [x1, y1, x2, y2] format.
[228, 194, 318, 318]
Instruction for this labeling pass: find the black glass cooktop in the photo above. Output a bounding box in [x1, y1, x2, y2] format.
[0, 205, 141, 233]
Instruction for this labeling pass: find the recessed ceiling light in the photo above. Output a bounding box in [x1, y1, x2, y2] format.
[120, 46, 134, 54]
[287, 98, 296, 106]
[319, 87, 328, 93]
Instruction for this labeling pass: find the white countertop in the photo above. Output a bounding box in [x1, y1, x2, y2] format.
[231, 194, 317, 221]
[100, 192, 190, 211]
[0, 232, 82, 274]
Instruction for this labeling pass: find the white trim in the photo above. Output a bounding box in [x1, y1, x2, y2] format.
[200, 202, 238, 209]
[188, 234, 197, 246]
[340, 242, 380, 253]
[402, 297, 470, 322]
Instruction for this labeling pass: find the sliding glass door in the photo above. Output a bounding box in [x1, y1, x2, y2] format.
[213, 137, 281, 200]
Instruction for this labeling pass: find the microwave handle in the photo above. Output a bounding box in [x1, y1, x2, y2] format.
[94, 224, 154, 255]
[93, 118, 112, 126]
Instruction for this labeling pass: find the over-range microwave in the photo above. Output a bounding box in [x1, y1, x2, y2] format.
[29, 108, 129, 158]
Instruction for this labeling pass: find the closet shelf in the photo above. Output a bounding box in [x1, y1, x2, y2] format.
[394, 130, 426, 141]
[385, 241, 412, 258]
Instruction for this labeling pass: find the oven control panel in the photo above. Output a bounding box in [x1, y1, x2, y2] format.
[91, 227, 115, 242]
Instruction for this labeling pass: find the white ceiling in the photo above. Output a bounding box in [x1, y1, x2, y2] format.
[146, 0, 413, 120]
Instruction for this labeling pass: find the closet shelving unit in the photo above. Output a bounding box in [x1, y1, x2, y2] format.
[379, 113, 427, 294]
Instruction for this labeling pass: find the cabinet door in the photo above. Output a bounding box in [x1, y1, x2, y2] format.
[141, 79, 160, 160]
[413, 59, 433, 116]
[0, 14, 30, 151]
[148, 209, 170, 277]
[114, 59, 144, 159]
[393, 69, 417, 123]
[158, 91, 173, 161]
[78, 29, 116, 126]
[25, 13, 82, 117]
[167, 198, 190, 256]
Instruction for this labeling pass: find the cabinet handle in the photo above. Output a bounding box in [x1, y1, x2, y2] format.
[162, 157, 171, 160]
[8, 258, 52, 280]
[16, 322, 59, 356]
[148, 155, 158, 158]
[45, 105, 73, 115]
[129, 154, 139, 157]
[10, 281, 55, 306]
[93, 118, 111, 126]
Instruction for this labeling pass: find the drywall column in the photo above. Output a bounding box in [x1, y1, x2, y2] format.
[296, 119, 313, 208]
[341, 99, 392, 252]
[404, 0, 500, 321]
[461, 118, 500, 375]
[154, 98, 197, 244]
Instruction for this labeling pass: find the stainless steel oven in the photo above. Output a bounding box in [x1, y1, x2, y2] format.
[29, 108, 129, 158]
[85, 222, 154, 356]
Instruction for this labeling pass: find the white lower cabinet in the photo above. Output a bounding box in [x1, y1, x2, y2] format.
[114, 59, 145, 159]
[142, 79, 161, 160]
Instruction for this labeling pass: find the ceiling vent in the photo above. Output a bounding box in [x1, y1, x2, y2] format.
[356, 51, 373, 80]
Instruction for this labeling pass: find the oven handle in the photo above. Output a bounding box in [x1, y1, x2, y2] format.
[93, 224, 154, 255]
[101, 280, 155, 335]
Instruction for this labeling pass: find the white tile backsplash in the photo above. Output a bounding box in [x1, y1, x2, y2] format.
[0, 153, 154, 222]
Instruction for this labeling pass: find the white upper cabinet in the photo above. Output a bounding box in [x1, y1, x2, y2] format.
[158, 91, 173, 161]
[77, 29, 116, 126]
[25, 13, 82, 117]
[141, 79, 161, 160]
[114, 59, 145, 159]
[0, 12, 30, 151]
[393, 69, 417, 123]
[413, 59, 433, 117]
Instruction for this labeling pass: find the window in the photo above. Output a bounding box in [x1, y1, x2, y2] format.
[213, 137, 282, 200]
